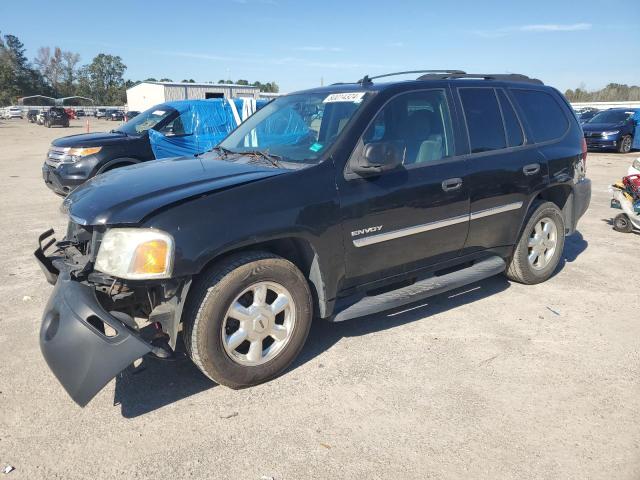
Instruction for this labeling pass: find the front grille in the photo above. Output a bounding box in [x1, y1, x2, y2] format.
[45, 147, 68, 167]
[583, 131, 603, 139]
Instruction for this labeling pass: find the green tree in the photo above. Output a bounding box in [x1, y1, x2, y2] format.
[159, 77, 173, 82]
[144, 77, 157, 82]
[78, 53, 127, 104]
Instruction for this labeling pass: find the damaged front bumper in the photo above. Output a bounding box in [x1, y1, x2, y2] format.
[35, 228, 187, 407]
[40, 269, 152, 406]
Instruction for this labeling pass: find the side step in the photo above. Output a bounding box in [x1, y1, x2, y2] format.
[332, 256, 506, 322]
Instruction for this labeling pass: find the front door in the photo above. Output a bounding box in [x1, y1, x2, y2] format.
[337, 89, 470, 288]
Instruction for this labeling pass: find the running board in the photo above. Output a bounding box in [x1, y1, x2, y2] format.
[332, 256, 506, 322]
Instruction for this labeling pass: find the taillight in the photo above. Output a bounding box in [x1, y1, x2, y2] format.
[581, 137, 587, 174]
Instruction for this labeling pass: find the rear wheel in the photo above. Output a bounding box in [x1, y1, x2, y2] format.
[506, 202, 565, 284]
[183, 252, 313, 388]
[613, 213, 633, 233]
[618, 135, 632, 153]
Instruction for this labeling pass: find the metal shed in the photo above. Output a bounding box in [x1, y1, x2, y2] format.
[126, 81, 260, 111]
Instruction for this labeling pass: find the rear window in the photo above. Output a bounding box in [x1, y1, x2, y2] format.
[511, 89, 568, 143]
[497, 90, 524, 147]
[459, 88, 506, 153]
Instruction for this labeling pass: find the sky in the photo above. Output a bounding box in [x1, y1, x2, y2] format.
[1, 0, 639, 93]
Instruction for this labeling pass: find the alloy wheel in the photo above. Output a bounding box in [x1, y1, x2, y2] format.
[221, 281, 296, 366]
[527, 217, 558, 270]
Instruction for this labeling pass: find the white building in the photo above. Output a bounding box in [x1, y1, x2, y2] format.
[126, 81, 261, 111]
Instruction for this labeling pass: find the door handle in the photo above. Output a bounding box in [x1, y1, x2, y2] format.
[523, 163, 540, 176]
[442, 177, 463, 192]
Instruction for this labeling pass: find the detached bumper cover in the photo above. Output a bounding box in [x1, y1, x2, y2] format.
[40, 270, 152, 406]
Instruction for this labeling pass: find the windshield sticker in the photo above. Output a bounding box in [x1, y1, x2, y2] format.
[309, 143, 324, 152]
[152, 110, 166, 116]
[323, 92, 366, 104]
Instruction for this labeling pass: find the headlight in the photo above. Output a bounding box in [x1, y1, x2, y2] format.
[602, 130, 619, 137]
[95, 228, 174, 280]
[54, 146, 102, 164]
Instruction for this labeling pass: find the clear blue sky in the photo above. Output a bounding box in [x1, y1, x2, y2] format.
[2, 0, 639, 93]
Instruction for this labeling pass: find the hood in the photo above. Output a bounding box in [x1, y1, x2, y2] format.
[52, 131, 143, 148]
[64, 156, 287, 225]
[582, 122, 625, 132]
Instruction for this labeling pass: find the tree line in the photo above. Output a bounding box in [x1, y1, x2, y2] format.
[565, 83, 640, 102]
[0, 31, 279, 107]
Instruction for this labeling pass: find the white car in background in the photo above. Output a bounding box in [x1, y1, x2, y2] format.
[629, 158, 640, 176]
[5, 106, 23, 119]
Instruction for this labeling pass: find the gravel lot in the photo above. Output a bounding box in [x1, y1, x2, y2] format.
[0, 118, 638, 480]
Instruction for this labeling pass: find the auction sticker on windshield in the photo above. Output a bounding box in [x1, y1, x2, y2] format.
[323, 92, 366, 103]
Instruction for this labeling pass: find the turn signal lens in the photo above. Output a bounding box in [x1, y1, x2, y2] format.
[67, 146, 102, 157]
[132, 240, 169, 275]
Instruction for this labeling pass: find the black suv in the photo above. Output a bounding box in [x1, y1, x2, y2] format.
[42, 105, 180, 196]
[35, 70, 591, 406]
[43, 107, 70, 128]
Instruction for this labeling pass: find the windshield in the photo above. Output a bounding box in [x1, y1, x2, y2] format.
[219, 91, 368, 164]
[588, 110, 633, 124]
[117, 105, 177, 135]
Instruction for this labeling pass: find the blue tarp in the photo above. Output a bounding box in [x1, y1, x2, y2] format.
[148, 98, 268, 159]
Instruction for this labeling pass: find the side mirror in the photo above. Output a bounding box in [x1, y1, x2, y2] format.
[352, 141, 403, 177]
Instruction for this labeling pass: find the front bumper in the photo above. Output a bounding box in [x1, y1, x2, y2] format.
[585, 137, 619, 150]
[42, 162, 88, 196]
[35, 236, 152, 406]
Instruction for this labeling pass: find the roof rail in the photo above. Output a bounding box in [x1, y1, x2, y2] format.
[417, 72, 544, 85]
[357, 70, 466, 85]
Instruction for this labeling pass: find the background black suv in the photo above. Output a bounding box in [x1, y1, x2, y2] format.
[43, 107, 69, 128]
[37, 71, 591, 406]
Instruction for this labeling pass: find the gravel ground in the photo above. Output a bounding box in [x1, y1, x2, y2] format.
[0, 118, 639, 480]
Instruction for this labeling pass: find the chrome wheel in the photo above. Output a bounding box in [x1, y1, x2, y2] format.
[621, 136, 632, 153]
[221, 281, 296, 366]
[527, 217, 558, 270]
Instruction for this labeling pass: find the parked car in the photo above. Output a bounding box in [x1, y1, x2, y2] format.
[5, 106, 23, 119]
[108, 110, 125, 121]
[35, 70, 591, 406]
[124, 110, 140, 121]
[95, 108, 107, 118]
[41, 99, 264, 196]
[76, 109, 85, 117]
[576, 108, 599, 124]
[27, 109, 39, 123]
[36, 110, 48, 125]
[43, 107, 70, 128]
[582, 108, 639, 153]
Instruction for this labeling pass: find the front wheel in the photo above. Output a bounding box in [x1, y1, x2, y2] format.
[613, 213, 633, 233]
[183, 252, 313, 388]
[506, 202, 565, 284]
[618, 135, 632, 153]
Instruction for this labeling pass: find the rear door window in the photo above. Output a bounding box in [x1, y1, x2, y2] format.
[497, 90, 524, 147]
[459, 88, 506, 153]
[511, 89, 569, 143]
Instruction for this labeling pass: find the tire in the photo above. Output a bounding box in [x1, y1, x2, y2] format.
[183, 251, 313, 388]
[506, 201, 565, 285]
[613, 213, 633, 233]
[618, 135, 632, 153]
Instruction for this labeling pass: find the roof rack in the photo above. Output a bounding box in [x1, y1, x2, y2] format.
[417, 72, 544, 85]
[357, 70, 466, 85]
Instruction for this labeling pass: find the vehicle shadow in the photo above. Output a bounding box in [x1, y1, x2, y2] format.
[560, 231, 588, 263]
[113, 275, 510, 417]
[113, 339, 215, 418]
[292, 275, 511, 372]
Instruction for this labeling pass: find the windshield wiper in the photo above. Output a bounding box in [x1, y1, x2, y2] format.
[243, 150, 284, 168]
[110, 129, 127, 136]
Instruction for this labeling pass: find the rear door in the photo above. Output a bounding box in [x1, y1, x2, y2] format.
[337, 88, 470, 287]
[456, 87, 547, 254]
